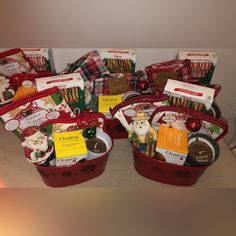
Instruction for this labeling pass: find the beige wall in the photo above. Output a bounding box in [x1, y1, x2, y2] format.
[1, 0, 236, 48]
[1, 0, 236, 142]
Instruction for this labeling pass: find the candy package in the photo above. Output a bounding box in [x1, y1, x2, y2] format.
[99, 48, 136, 73]
[21, 48, 55, 73]
[36, 73, 85, 114]
[178, 51, 217, 85]
[0, 48, 36, 77]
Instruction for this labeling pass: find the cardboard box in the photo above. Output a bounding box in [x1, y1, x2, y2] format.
[156, 125, 188, 165]
[164, 79, 215, 110]
[54, 130, 88, 167]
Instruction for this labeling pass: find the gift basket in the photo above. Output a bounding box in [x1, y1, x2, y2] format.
[0, 92, 112, 187]
[35, 112, 113, 187]
[0, 48, 114, 187]
[113, 52, 228, 186]
[0, 47, 228, 187]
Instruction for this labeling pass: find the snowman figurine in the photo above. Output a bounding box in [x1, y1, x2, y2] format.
[128, 112, 157, 156]
[21, 126, 54, 164]
[0, 76, 15, 105]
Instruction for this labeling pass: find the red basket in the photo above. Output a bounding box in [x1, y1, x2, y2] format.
[34, 112, 112, 187]
[35, 152, 109, 187]
[107, 118, 128, 139]
[133, 148, 208, 186]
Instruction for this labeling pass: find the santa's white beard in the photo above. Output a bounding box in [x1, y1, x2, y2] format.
[134, 121, 150, 136]
[30, 140, 48, 152]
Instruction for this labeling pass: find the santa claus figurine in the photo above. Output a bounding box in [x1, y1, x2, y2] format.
[128, 112, 157, 156]
[21, 126, 54, 164]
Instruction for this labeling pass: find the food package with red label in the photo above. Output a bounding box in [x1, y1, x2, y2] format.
[0, 48, 36, 77]
[0, 87, 74, 140]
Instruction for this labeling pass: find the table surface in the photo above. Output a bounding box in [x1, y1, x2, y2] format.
[0, 123, 236, 188]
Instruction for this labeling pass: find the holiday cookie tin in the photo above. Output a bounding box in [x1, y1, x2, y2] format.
[86, 129, 112, 160]
[186, 133, 220, 166]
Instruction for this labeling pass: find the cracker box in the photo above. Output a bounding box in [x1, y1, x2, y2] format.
[164, 79, 215, 110]
[156, 125, 188, 165]
[54, 130, 88, 167]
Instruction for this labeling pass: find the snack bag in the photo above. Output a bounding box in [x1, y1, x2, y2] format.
[0, 48, 36, 77]
[0, 87, 74, 139]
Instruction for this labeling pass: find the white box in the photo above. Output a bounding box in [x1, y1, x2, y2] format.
[164, 79, 214, 110]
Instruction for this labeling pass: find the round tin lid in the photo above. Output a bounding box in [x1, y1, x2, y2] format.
[86, 137, 107, 154]
[187, 133, 220, 166]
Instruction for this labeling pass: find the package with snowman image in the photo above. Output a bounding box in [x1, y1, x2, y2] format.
[0, 87, 74, 140]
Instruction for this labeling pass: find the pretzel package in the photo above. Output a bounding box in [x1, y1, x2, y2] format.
[0, 87, 74, 139]
[150, 106, 228, 141]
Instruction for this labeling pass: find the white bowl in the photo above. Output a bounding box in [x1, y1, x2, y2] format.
[86, 129, 112, 160]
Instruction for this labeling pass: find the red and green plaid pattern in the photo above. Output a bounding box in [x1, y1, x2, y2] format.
[91, 71, 147, 96]
[145, 59, 193, 93]
[61, 50, 109, 81]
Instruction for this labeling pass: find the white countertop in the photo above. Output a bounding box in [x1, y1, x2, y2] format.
[0, 123, 236, 188]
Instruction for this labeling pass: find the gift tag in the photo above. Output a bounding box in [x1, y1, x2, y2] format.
[107, 76, 128, 95]
[155, 71, 178, 87]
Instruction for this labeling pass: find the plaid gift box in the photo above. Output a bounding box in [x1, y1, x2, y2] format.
[61, 50, 109, 81]
[145, 59, 193, 94]
[91, 71, 147, 96]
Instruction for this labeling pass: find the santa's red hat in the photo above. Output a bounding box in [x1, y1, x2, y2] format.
[22, 126, 42, 139]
